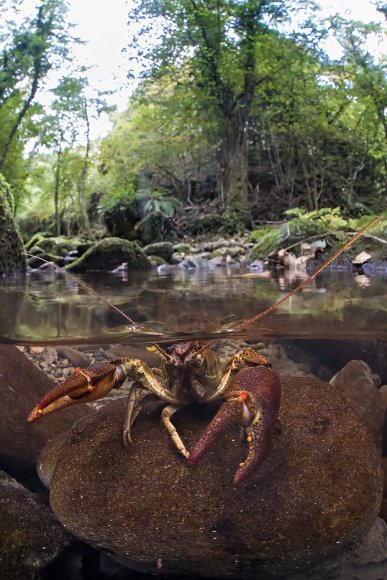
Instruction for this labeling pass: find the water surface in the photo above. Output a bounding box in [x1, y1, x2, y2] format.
[0, 264, 386, 344]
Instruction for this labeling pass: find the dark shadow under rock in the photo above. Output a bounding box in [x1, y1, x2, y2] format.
[284, 338, 387, 384]
[46, 375, 383, 579]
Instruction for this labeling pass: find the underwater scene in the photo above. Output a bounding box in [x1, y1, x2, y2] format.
[2, 0, 387, 576]
[0, 262, 386, 580]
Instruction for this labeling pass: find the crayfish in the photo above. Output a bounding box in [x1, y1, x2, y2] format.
[28, 217, 382, 483]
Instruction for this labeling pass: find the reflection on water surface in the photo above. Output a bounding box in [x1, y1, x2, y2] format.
[0, 265, 386, 343]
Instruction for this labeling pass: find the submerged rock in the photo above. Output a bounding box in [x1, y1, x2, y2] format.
[0, 469, 71, 579]
[45, 375, 382, 579]
[381, 457, 387, 523]
[330, 360, 384, 452]
[0, 345, 91, 479]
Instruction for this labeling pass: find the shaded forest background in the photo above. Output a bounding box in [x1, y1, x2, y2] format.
[0, 0, 386, 243]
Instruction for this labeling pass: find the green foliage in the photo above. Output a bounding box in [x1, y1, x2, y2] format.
[283, 207, 348, 236]
[0, 0, 76, 183]
[249, 227, 289, 258]
[141, 191, 181, 219]
[1, 0, 386, 239]
[94, 5, 386, 221]
[250, 209, 385, 260]
[98, 188, 136, 212]
[98, 74, 219, 206]
[128, 0, 296, 210]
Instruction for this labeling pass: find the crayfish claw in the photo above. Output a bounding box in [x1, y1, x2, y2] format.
[188, 399, 241, 465]
[189, 365, 281, 484]
[27, 361, 128, 422]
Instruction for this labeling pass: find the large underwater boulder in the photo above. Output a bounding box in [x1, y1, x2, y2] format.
[0, 470, 71, 579]
[42, 374, 383, 579]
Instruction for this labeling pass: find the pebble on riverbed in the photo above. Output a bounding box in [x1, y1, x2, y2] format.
[20, 345, 107, 383]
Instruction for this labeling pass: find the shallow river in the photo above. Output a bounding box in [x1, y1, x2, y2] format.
[0, 263, 386, 344]
[1, 262, 386, 579]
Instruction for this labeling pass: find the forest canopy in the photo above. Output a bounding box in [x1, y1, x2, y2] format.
[0, 0, 386, 239]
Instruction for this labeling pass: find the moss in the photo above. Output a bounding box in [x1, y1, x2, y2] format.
[66, 237, 151, 271]
[0, 174, 26, 275]
[143, 241, 173, 261]
[24, 232, 46, 251]
[147, 255, 166, 266]
[173, 243, 192, 253]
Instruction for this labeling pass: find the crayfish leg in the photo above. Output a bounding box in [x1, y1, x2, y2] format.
[122, 384, 152, 446]
[161, 404, 189, 458]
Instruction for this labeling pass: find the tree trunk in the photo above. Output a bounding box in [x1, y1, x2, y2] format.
[54, 148, 62, 236]
[79, 100, 92, 238]
[219, 116, 249, 210]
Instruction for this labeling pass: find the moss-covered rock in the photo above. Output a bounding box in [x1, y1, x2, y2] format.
[143, 241, 173, 261]
[173, 243, 192, 253]
[66, 238, 151, 272]
[24, 232, 47, 251]
[32, 236, 83, 257]
[0, 174, 26, 275]
[147, 255, 167, 267]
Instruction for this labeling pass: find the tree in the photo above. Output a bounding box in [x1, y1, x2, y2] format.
[28, 76, 113, 236]
[99, 74, 218, 205]
[0, 0, 74, 174]
[332, 19, 387, 156]
[128, 0, 296, 212]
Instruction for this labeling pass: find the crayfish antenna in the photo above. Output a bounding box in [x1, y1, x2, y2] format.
[189, 215, 384, 351]
[152, 344, 175, 364]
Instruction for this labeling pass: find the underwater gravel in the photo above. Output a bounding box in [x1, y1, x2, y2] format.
[19, 345, 108, 383]
[19, 340, 315, 386]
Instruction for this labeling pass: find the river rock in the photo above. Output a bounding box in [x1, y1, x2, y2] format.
[46, 375, 382, 579]
[143, 241, 174, 261]
[380, 457, 387, 523]
[330, 360, 384, 452]
[0, 469, 71, 579]
[66, 238, 151, 271]
[0, 345, 91, 479]
[55, 346, 90, 368]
